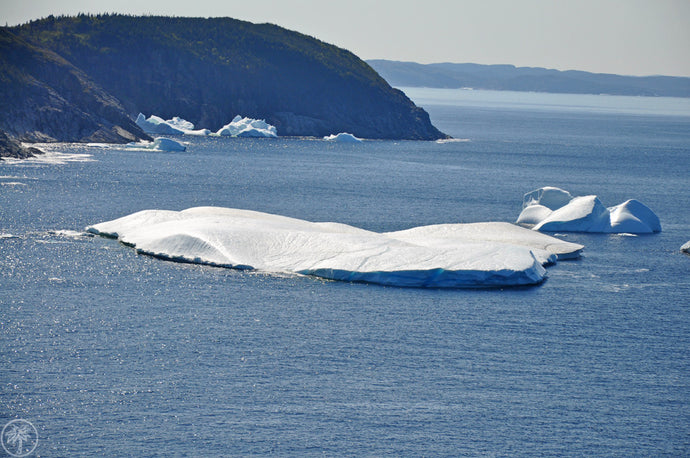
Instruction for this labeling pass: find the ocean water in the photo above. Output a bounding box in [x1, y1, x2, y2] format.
[1, 89, 689, 456]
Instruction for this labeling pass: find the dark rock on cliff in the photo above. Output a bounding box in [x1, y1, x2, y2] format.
[0, 27, 150, 145]
[0, 129, 42, 159]
[14, 15, 446, 140]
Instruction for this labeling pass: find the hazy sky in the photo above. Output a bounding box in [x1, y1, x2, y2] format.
[3, 0, 689, 76]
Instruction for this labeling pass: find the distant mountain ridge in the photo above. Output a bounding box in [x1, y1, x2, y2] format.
[368, 60, 690, 97]
[5, 15, 445, 146]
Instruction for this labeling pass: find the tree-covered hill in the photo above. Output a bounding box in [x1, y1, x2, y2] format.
[12, 15, 445, 140]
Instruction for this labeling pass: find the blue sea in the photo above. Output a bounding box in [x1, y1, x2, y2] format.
[2, 89, 689, 456]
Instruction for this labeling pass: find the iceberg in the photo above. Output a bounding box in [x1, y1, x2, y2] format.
[165, 116, 195, 131]
[216, 115, 278, 138]
[517, 187, 661, 233]
[135, 113, 185, 135]
[324, 132, 362, 143]
[151, 137, 186, 152]
[682, 241, 690, 255]
[128, 137, 186, 152]
[386, 222, 583, 264]
[136, 113, 210, 136]
[85, 207, 584, 288]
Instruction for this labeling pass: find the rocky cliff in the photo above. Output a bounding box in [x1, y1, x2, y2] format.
[0, 27, 149, 151]
[11, 15, 446, 140]
[0, 130, 42, 159]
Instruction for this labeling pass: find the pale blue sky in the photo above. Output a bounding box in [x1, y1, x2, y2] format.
[2, 0, 689, 76]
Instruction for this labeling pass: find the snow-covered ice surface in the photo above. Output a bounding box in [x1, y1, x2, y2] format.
[324, 133, 362, 143]
[86, 207, 583, 288]
[386, 222, 583, 265]
[517, 187, 661, 233]
[217, 116, 278, 138]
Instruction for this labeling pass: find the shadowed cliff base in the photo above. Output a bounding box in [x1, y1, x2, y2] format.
[0, 130, 43, 159]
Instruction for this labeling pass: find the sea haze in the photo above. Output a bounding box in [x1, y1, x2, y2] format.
[1, 90, 689, 456]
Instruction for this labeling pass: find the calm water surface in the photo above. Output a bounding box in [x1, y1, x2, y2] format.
[2, 89, 689, 456]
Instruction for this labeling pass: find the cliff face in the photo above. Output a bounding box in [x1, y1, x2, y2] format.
[13, 15, 446, 140]
[0, 28, 149, 145]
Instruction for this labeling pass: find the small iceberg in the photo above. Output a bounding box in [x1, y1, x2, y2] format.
[517, 187, 661, 233]
[86, 207, 584, 288]
[128, 137, 186, 152]
[216, 115, 278, 138]
[324, 132, 362, 143]
[151, 137, 186, 152]
[682, 241, 690, 255]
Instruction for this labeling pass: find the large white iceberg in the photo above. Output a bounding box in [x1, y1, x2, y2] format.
[517, 187, 661, 233]
[86, 207, 583, 288]
[216, 115, 278, 138]
[324, 133, 362, 143]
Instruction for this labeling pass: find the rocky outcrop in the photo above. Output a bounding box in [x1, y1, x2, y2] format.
[13, 15, 447, 140]
[0, 27, 150, 146]
[0, 130, 42, 159]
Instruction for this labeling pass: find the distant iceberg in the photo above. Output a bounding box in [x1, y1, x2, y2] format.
[136, 113, 185, 135]
[165, 116, 195, 131]
[86, 207, 584, 288]
[682, 241, 690, 255]
[136, 113, 277, 138]
[151, 137, 186, 152]
[517, 187, 661, 233]
[216, 115, 278, 138]
[136, 113, 210, 136]
[324, 132, 362, 143]
[128, 137, 186, 152]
